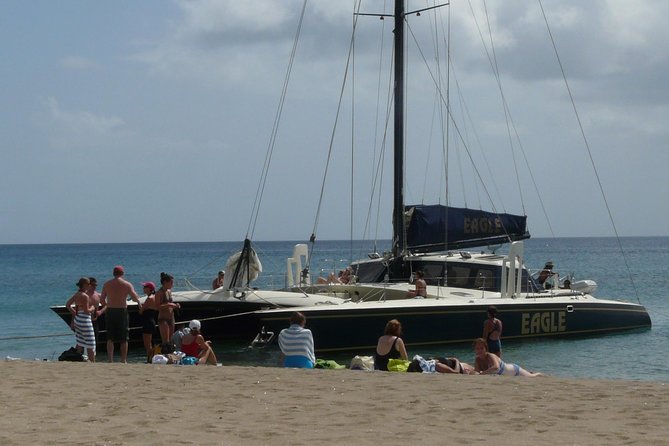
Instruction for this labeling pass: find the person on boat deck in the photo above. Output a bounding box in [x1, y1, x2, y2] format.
[473, 338, 542, 377]
[537, 261, 557, 289]
[339, 267, 353, 284]
[317, 271, 339, 284]
[180, 319, 218, 365]
[408, 270, 427, 298]
[212, 270, 225, 290]
[374, 319, 409, 371]
[482, 305, 503, 357]
[278, 312, 316, 368]
[156, 272, 180, 345]
[139, 281, 158, 364]
[99, 265, 142, 363]
[65, 277, 96, 362]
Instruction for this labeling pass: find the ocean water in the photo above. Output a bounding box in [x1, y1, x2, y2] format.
[0, 237, 667, 382]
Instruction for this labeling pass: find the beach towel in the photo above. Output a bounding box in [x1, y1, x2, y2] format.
[387, 359, 410, 372]
[315, 359, 346, 369]
[412, 355, 437, 373]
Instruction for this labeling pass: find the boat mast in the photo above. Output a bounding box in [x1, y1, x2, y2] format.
[392, 0, 405, 260]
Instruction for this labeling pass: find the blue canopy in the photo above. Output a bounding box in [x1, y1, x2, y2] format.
[405, 205, 529, 252]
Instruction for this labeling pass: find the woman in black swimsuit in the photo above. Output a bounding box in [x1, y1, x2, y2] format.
[139, 281, 157, 363]
[374, 319, 408, 371]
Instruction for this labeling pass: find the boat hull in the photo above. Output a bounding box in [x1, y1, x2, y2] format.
[50, 288, 344, 346]
[254, 298, 651, 352]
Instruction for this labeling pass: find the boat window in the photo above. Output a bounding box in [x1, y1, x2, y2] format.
[420, 264, 445, 285]
[474, 269, 495, 289]
[447, 265, 472, 288]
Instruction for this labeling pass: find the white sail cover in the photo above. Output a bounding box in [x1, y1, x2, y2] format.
[221, 247, 263, 289]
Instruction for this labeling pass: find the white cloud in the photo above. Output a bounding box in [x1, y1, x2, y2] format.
[46, 97, 125, 149]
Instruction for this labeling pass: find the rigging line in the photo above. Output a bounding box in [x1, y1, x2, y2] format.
[406, 22, 496, 211]
[247, 0, 308, 240]
[456, 5, 551, 232]
[350, 2, 356, 263]
[0, 332, 73, 341]
[310, 0, 362, 249]
[448, 58, 506, 210]
[469, 0, 523, 214]
[406, 22, 516, 239]
[537, 0, 640, 304]
[369, 0, 388, 254]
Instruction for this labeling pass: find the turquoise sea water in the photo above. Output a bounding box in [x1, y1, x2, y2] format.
[0, 237, 667, 381]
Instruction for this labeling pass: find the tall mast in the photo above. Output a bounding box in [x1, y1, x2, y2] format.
[391, 0, 405, 259]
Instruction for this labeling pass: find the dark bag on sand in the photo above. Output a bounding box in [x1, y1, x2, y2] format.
[160, 342, 176, 354]
[58, 347, 84, 362]
[406, 359, 422, 373]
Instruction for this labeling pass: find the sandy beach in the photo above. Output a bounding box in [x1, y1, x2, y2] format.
[1, 361, 666, 445]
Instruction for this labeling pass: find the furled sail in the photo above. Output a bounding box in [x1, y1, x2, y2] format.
[405, 205, 530, 253]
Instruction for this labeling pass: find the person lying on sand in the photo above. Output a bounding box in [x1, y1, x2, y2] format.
[473, 338, 542, 377]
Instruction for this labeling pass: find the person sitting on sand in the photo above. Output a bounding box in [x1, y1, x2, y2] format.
[473, 338, 542, 377]
[435, 357, 476, 374]
[180, 319, 217, 365]
[374, 319, 408, 371]
[278, 312, 316, 368]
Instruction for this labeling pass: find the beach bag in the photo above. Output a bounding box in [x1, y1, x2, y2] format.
[181, 356, 198, 365]
[350, 355, 374, 371]
[407, 359, 422, 373]
[58, 347, 84, 362]
[387, 359, 410, 372]
[152, 354, 168, 364]
[160, 342, 176, 354]
[167, 352, 185, 364]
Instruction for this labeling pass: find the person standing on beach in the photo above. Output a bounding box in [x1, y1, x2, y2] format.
[99, 265, 141, 363]
[482, 305, 503, 357]
[278, 312, 315, 368]
[156, 272, 180, 345]
[374, 319, 408, 371]
[65, 277, 96, 362]
[140, 281, 158, 363]
[86, 277, 102, 340]
[212, 270, 225, 290]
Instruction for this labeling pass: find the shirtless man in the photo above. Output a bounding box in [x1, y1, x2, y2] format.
[65, 277, 96, 362]
[211, 270, 225, 290]
[86, 277, 102, 338]
[99, 265, 141, 363]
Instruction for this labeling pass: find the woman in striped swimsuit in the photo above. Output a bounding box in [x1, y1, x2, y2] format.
[65, 277, 96, 362]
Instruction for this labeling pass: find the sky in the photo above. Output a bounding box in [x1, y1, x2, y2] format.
[1, 0, 667, 244]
